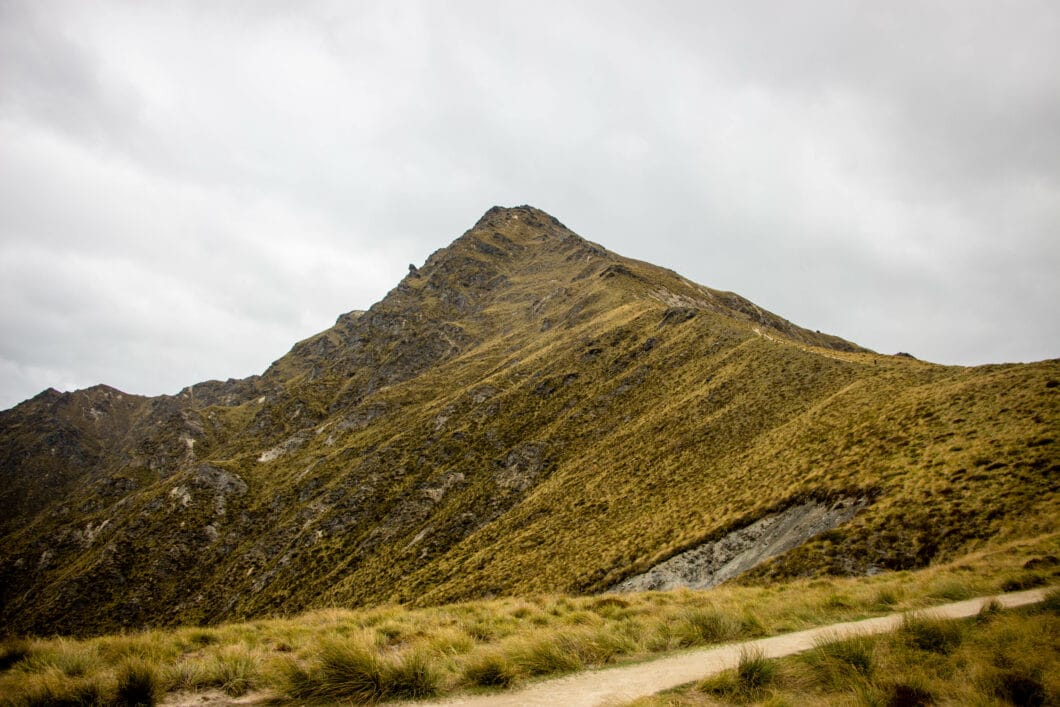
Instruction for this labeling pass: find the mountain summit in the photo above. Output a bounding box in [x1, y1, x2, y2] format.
[1, 206, 1056, 635]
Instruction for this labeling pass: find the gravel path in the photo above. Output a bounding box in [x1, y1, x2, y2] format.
[419, 588, 1047, 707]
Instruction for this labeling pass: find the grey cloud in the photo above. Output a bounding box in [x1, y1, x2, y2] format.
[0, 0, 1057, 409]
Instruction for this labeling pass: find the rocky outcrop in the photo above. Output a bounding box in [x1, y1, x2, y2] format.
[610, 497, 870, 592]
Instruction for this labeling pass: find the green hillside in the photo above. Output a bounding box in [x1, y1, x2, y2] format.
[1, 206, 1056, 636]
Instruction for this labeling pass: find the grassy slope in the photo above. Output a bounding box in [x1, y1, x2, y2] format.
[632, 590, 1059, 706]
[0, 536, 1056, 705]
[0, 206, 1057, 636]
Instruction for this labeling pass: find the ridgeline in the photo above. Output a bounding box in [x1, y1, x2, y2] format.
[1, 206, 1056, 636]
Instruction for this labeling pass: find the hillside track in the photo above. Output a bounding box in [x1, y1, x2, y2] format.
[418, 589, 1047, 707]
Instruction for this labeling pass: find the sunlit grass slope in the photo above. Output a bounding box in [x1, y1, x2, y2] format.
[628, 591, 1059, 706]
[1, 206, 1056, 636]
[0, 535, 1056, 705]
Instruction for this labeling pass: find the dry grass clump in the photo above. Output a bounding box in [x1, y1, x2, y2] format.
[424, 626, 475, 656]
[3, 671, 112, 707]
[460, 649, 520, 688]
[204, 646, 261, 696]
[280, 636, 439, 702]
[505, 624, 637, 678]
[506, 632, 585, 676]
[674, 608, 743, 647]
[872, 585, 902, 609]
[696, 648, 779, 702]
[0, 657, 160, 707]
[114, 657, 161, 706]
[899, 612, 966, 654]
[808, 632, 875, 683]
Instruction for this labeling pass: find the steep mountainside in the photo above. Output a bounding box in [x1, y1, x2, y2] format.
[1, 206, 1057, 636]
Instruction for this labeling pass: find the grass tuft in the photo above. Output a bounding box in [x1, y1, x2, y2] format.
[928, 578, 975, 601]
[899, 613, 964, 654]
[275, 657, 315, 699]
[425, 626, 475, 656]
[208, 647, 259, 696]
[385, 650, 441, 700]
[873, 586, 902, 609]
[115, 657, 160, 706]
[810, 632, 875, 677]
[279, 639, 438, 702]
[8, 670, 111, 707]
[696, 647, 776, 701]
[673, 608, 741, 647]
[736, 648, 776, 690]
[461, 649, 521, 688]
[314, 639, 390, 701]
[185, 629, 218, 647]
[509, 632, 584, 676]
[0, 638, 32, 672]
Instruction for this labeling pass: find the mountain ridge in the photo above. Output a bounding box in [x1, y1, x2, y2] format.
[0, 205, 1055, 636]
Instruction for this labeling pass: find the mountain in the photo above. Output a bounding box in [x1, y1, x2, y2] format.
[1, 205, 1056, 636]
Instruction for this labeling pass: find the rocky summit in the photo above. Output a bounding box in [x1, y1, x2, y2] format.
[1, 205, 1057, 636]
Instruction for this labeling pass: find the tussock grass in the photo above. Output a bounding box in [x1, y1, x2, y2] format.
[696, 648, 778, 702]
[206, 646, 260, 696]
[280, 637, 439, 702]
[673, 608, 742, 647]
[899, 613, 965, 654]
[631, 593, 1058, 706]
[0, 535, 1055, 704]
[499, 623, 636, 678]
[4, 669, 112, 707]
[809, 632, 875, 678]
[11, 640, 101, 679]
[735, 648, 776, 691]
[508, 632, 584, 676]
[0, 638, 31, 671]
[424, 626, 475, 656]
[114, 658, 160, 706]
[161, 658, 209, 692]
[872, 585, 902, 609]
[460, 649, 520, 688]
[928, 577, 977, 601]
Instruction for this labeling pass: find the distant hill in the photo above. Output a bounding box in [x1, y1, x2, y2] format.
[1, 205, 1056, 636]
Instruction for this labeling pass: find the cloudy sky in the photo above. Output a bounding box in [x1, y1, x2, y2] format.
[1, 1, 1058, 409]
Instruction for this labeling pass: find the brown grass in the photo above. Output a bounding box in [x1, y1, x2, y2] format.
[628, 588, 1059, 706]
[0, 534, 1056, 704]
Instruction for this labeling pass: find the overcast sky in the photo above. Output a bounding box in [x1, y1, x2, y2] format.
[1, 1, 1058, 409]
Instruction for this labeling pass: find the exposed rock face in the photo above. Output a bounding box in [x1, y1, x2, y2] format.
[610, 497, 869, 592]
[0, 205, 1056, 637]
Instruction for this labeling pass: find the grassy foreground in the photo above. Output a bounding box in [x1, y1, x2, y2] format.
[628, 592, 1059, 706]
[1, 534, 1057, 706]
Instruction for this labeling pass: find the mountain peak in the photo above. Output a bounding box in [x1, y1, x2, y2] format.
[408, 205, 606, 295]
[472, 204, 569, 232]
[1, 204, 1057, 637]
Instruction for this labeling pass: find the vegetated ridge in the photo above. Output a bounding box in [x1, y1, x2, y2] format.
[0, 205, 1056, 636]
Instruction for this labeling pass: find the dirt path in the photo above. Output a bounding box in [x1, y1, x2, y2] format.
[418, 588, 1047, 707]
